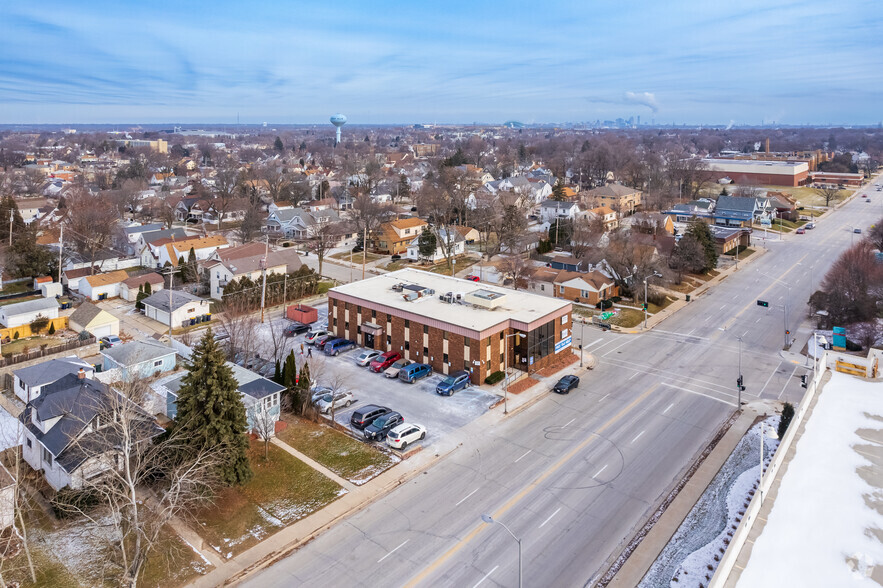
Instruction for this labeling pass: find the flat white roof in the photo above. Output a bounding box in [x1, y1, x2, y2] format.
[703, 159, 809, 175]
[329, 268, 570, 333]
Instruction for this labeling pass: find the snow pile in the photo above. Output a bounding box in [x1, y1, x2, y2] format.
[639, 419, 778, 587]
[737, 372, 883, 587]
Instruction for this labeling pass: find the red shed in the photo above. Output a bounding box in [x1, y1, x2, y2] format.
[286, 304, 318, 324]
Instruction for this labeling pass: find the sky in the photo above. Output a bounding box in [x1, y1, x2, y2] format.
[1, 1, 881, 126]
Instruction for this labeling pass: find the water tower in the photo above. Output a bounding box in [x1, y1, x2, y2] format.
[330, 113, 347, 146]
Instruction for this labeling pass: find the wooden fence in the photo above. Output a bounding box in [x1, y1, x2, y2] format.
[0, 336, 97, 368]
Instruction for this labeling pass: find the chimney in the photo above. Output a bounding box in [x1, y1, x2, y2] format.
[78, 368, 86, 380]
[765, 138, 770, 154]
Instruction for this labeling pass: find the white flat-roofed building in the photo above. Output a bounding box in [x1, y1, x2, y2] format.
[701, 159, 810, 187]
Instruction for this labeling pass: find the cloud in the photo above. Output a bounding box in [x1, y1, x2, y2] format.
[622, 91, 659, 113]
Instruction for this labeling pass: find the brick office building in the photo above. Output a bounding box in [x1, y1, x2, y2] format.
[327, 269, 573, 384]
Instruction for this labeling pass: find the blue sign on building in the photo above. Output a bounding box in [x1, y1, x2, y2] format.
[555, 336, 572, 354]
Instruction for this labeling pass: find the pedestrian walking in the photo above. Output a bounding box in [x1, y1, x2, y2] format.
[300, 343, 304, 354]
[307, 347, 312, 358]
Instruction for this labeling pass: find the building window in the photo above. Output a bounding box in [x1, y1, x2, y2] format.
[559, 285, 564, 295]
[423, 325, 429, 335]
[541, 284, 545, 291]
[387, 315, 391, 325]
[443, 353, 448, 364]
[500, 352, 504, 364]
[561, 315, 568, 324]
[26, 438, 31, 449]
[153, 360, 162, 367]
[443, 332, 448, 341]
[345, 321, 349, 331]
[387, 335, 391, 345]
[581, 290, 589, 299]
[372, 310, 376, 319]
[405, 341, 410, 350]
[405, 319, 410, 329]
[424, 346, 429, 356]
[333, 318, 337, 327]
[356, 305, 361, 314]
[42, 447, 52, 466]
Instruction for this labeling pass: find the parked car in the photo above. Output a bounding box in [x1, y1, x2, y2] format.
[805, 222, 815, 229]
[325, 339, 356, 356]
[867, 198, 872, 203]
[465, 275, 480, 282]
[436, 370, 471, 396]
[284, 321, 310, 337]
[386, 423, 426, 449]
[355, 349, 382, 366]
[370, 351, 402, 373]
[315, 334, 339, 350]
[391, 254, 402, 261]
[363, 411, 404, 441]
[552, 374, 580, 394]
[350, 404, 391, 430]
[100, 335, 122, 348]
[796, 228, 805, 234]
[399, 363, 432, 384]
[352, 245, 364, 253]
[315, 391, 355, 414]
[305, 329, 330, 344]
[310, 385, 333, 403]
[383, 358, 412, 378]
[854, 228, 863, 234]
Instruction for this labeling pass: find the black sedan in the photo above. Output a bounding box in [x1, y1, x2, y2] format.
[363, 411, 404, 441]
[552, 375, 580, 394]
[284, 321, 310, 337]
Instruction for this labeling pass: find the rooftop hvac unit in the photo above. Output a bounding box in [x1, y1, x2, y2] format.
[391, 283, 404, 292]
[403, 291, 419, 301]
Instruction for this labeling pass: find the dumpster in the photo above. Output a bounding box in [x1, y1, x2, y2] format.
[286, 304, 318, 324]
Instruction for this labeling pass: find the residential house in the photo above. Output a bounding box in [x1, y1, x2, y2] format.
[160, 361, 284, 433]
[80, 270, 129, 301]
[121, 223, 164, 254]
[101, 339, 177, 381]
[589, 206, 619, 231]
[0, 298, 59, 328]
[140, 234, 230, 268]
[766, 191, 798, 222]
[626, 212, 675, 236]
[708, 226, 751, 255]
[134, 228, 189, 254]
[454, 225, 480, 244]
[540, 200, 581, 223]
[406, 229, 466, 263]
[204, 244, 303, 300]
[202, 198, 250, 225]
[371, 218, 428, 255]
[549, 255, 584, 272]
[584, 183, 642, 214]
[553, 270, 619, 305]
[19, 372, 161, 491]
[142, 290, 211, 328]
[712, 195, 763, 228]
[173, 198, 212, 223]
[13, 357, 94, 403]
[119, 273, 165, 302]
[265, 207, 339, 240]
[68, 303, 120, 339]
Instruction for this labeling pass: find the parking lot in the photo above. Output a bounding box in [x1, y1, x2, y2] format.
[240, 303, 501, 449]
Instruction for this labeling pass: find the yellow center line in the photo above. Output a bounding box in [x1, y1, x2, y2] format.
[404, 382, 661, 588]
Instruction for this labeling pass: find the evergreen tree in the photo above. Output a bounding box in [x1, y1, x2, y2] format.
[48, 322, 56, 335]
[183, 247, 198, 283]
[686, 221, 718, 272]
[551, 181, 566, 201]
[417, 229, 437, 261]
[173, 328, 252, 486]
[777, 402, 795, 439]
[273, 359, 281, 384]
[144, 281, 152, 295]
[135, 284, 147, 311]
[8, 225, 54, 278]
[397, 174, 410, 200]
[274, 136, 284, 151]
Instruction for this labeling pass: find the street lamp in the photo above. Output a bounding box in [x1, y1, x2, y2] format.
[759, 423, 779, 504]
[643, 272, 663, 329]
[480, 514, 522, 588]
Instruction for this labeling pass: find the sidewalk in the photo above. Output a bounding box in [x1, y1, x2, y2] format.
[605, 406, 761, 587]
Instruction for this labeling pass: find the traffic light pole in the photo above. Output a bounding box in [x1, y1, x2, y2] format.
[737, 336, 743, 409]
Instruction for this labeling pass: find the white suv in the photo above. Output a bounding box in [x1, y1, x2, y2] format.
[386, 423, 426, 449]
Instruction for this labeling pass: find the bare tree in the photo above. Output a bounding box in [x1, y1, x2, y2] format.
[349, 194, 395, 247]
[211, 158, 241, 228]
[261, 316, 292, 370]
[252, 407, 276, 460]
[570, 216, 604, 258]
[216, 296, 260, 363]
[867, 217, 883, 251]
[64, 187, 120, 274]
[306, 221, 345, 277]
[0, 410, 36, 585]
[496, 255, 534, 290]
[323, 369, 350, 425]
[813, 185, 844, 207]
[668, 235, 706, 283]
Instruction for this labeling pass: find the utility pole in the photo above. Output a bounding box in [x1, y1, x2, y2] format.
[8, 209, 12, 247]
[260, 234, 269, 323]
[283, 273, 288, 304]
[57, 225, 63, 283]
[166, 265, 175, 343]
[362, 226, 367, 280]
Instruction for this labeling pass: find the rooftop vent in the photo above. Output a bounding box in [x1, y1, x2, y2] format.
[464, 289, 506, 310]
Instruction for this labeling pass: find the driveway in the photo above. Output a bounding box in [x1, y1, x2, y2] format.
[96, 299, 167, 339]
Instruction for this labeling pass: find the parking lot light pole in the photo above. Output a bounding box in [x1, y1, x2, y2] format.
[481, 514, 522, 588]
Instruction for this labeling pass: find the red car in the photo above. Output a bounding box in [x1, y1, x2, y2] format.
[465, 275, 480, 282]
[370, 351, 402, 373]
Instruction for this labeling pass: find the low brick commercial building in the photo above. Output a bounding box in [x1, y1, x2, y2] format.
[327, 269, 573, 384]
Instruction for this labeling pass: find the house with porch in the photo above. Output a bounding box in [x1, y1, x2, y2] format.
[405, 229, 466, 263]
[100, 339, 177, 381]
[203, 243, 303, 300]
[539, 200, 581, 223]
[552, 270, 619, 305]
[371, 218, 428, 255]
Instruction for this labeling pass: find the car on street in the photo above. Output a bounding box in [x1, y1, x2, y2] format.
[284, 321, 310, 337]
[386, 423, 426, 449]
[436, 370, 471, 396]
[391, 254, 402, 261]
[355, 349, 382, 366]
[805, 222, 815, 229]
[314, 334, 340, 350]
[305, 329, 330, 344]
[363, 411, 405, 441]
[100, 335, 122, 348]
[314, 391, 355, 414]
[552, 374, 580, 394]
[855, 228, 863, 234]
[325, 338, 356, 356]
[399, 363, 432, 384]
[350, 404, 391, 430]
[796, 228, 805, 234]
[370, 351, 402, 373]
[465, 275, 480, 282]
[867, 198, 872, 203]
[383, 358, 412, 378]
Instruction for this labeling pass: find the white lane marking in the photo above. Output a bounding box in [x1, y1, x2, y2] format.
[755, 318, 761, 323]
[563, 418, 575, 428]
[628, 372, 639, 380]
[650, 329, 710, 340]
[514, 449, 532, 463]
[686, 328, 696, 336]
[600, 394, 610, 402]
[603, 357, 737, 395]
[456, 488, 479, 506]
[732, 294, 738, 300]
[377, 540, 408, 563]
[719, 304, 726, 310]
[661, 382, 737, 406]
[602, 340, 631, 357]
[539, 507, 562, 529]
[778, 364, 801, 400]
[631, 430, 645, 444]
[758, 361, 783, 396]
[704, 315, 712, 322]
[584, 337, 604, 348]
[473, 566, 499, 588]
[778, 295, 783, 300]
[593, 464, 608, 478]
[663, 403, 674, 414]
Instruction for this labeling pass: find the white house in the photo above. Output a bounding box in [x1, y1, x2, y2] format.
[406, 229, 466, 263]
[140, 235, 230, 268]
[204, 243, 303, 300]
[539, 200, 581, 223]
[0, 297, 59, 328]
[142, 290, 211, 329]
[13, 357, 94, 403]
[79, 270, 129, 301]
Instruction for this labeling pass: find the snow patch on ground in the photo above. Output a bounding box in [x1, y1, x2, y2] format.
[0, 406, 22, 451]
[639, 418, 779, 587]
[737, 372, 883, 587]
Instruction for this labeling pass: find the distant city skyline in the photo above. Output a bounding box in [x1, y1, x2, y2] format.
[1, 1, 881, 126]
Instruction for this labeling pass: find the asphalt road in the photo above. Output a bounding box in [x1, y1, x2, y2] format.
[241, 178, 882, 588]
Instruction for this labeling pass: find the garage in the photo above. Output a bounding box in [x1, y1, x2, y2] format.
[68, 302, 120, 339]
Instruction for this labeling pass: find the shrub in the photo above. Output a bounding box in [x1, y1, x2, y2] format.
[30, 314, 50, 334]
[845, 338, 862, 352]
[778, 402, 795, 439]
[78, 330, 91, 341]
[595, 299, 613, 310]
[51, 487, 101, 518]
[48, 322, 56, 335]
[13, 332, 18, 340]
[610, 296, 622, 303]
[647, 289, 668, 307]
[485, 371, 505, 385]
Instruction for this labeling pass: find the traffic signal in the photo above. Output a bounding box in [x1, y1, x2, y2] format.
[642, 303, 648, 310]
[757, 300, 769, 307]
[801, 374, 807, 388]
[737, 375, 745, 391]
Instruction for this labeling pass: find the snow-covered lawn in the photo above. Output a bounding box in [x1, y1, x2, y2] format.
[639, 418, 779, 587]
[737, 372, 883, 587]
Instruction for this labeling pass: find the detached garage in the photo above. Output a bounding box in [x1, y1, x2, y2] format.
[80, 270, 128, 301]
[68, 302, 120, 339]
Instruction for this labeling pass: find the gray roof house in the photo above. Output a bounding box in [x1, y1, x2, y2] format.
[142, 290, 206, 314]
[265, 207, 342, 239]
[142, 290, 211, 329]
[19, 372, 161, 491]
[13, 357, 94, 403]
[100, 339, 177, 382]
